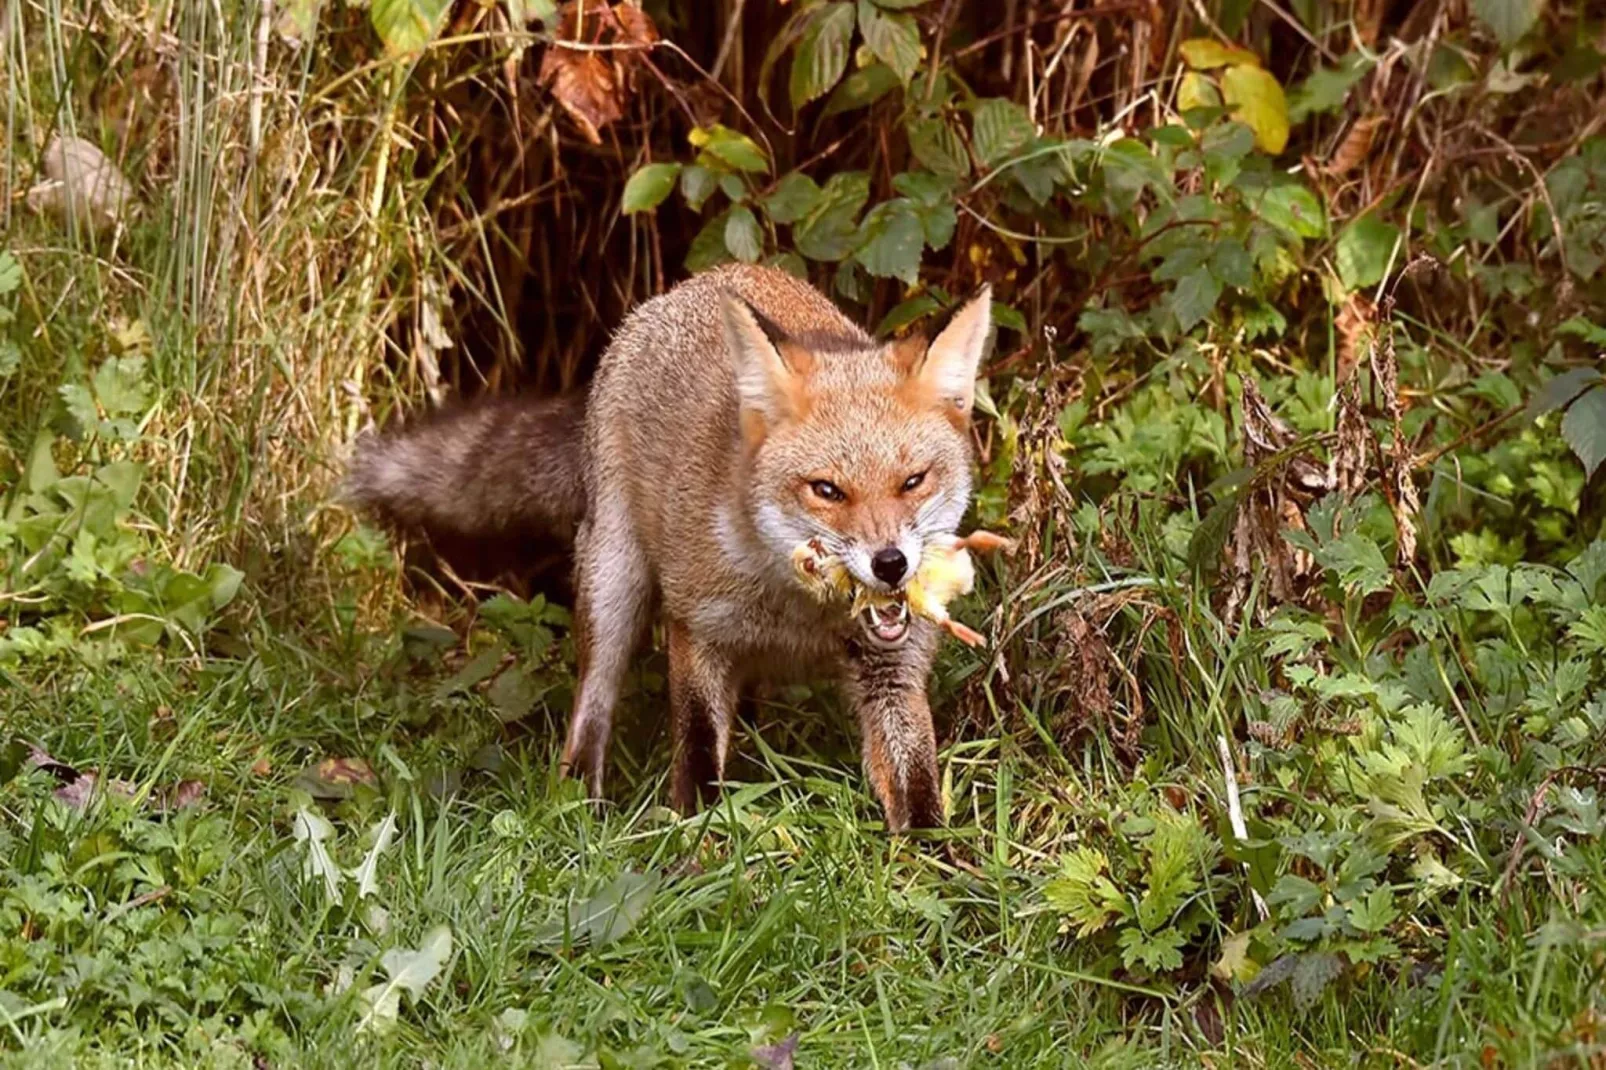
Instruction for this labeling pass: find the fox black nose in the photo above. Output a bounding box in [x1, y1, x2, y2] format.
[871, 547, 908, 586]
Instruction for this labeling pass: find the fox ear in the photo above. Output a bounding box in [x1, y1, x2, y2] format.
[723, 293, 808, 429]
[912, 284, 992, 419]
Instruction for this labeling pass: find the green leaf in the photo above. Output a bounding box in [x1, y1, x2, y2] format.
[877, 293, 944, 335]
[1251, 182, 1327, 238]
[1528, 367, 1603, 417]
[567, 872, 659, 948]
[1178, 71, 1221, 112]
[0, 252, 20, 295]
[906, 117, 969, 177]
[1335, 213, 1401, 291]
[724, 206, 764, 263]
[1220, 64, 1289, 154]
[1561, 386, 1606, 478]
[1170, 266, 1223, 333]
[1179, 38, 1261, 70]
[685, 210, 736, 272]
[1288, 53, 1371, 122]
[1118, 927, 1188, 973]
[694, 124, 770, 173]
[93, 356, 149, 416]
[718, 173, 747, 203]
[505, 0, 556, 23]
[794, 172, 870, 261]
[823, 62, 901, 117]
[0, 340, 20, 380]
[25, 430, 59, 493]
[1471, 0, 1543, 49]
[621, 163, 681, 214]
[789, 2, 856, 111]
[763, 172, 824, 225]
[59, 383, 98, 429]
[892, 171, 952, 207]
[680, 165, 719, 212]
[1210, 239, 1254, 288]
[854, 199, 925, 284]
[1314, 531, 1393, 595]
[369, 0, 450, 56]
[972, 98, 1036, 168]
[858, 0, 921, 82]
[1043, 848, 1128, 937]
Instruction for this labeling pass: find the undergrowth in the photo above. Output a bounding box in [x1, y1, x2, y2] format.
[4, 0, 1606, 1066]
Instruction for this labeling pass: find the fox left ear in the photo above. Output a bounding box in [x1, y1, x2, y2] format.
[723, 293, 810, 433]
[911, 284, 992, 419]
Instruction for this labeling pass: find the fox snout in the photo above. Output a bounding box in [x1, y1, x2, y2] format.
[843, 531, 926, 593]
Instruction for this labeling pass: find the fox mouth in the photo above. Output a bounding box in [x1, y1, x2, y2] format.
[860, 598, 910, 646]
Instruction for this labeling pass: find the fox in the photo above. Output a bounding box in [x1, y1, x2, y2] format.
[343, 264, 994, 831]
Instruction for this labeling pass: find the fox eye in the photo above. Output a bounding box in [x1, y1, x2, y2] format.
[810, 480, 846, 503]
[900, 471, 927, 493]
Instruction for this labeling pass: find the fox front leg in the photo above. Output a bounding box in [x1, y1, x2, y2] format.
[842, 627, 944, 832]
[666, 620, 739, 815]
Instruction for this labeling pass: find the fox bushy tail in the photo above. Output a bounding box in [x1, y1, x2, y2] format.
[341, 392, 587, 544]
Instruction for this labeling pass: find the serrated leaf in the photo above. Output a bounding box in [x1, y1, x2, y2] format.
[972, 98, 1035, 168]
[621, 163, 681, 214]
[763, 172, 824, 225]
[93, 356, 149, 417]
[1179, 37, 1261, 70]
[724, 205, 764, 263]
[1528, 367, 1603, 418]
[359, 925, 453, 1033]
[1561, 386, 1606, 478]
[1290, 952, 1344, 1010]
[1335, 213, 1400, 291]
[790, 2, 856, 111]
[293, 806, 342, 901]
[823, 62, 901, 117]
[858, 1, 920, 81]
[1178, 71, 1221, 112]
[854, 199, 925, 284]
[370, 0, 450, 55]
[351, 812, 398, 899]
[906, 117, 969, 177]
[1220, 64, 1289, 154]
[1170, 265, 1223, 332]
[1472, 0, 1543, 49]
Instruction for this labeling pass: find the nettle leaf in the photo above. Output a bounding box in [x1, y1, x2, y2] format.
[1561, 386, 1606, 478]
[1179, 37, 1260, 70]
[370, 0, 450, 55]
[972, 98, 1036, 168]
[794, 171, 870, 261]
[680, 164, 719, 212]
[1472, 0, 1542, 49]
[621, 163, 681, 214]
[1335, 213, 1401, 291]
[1169, 266, 1222, 333]
[854, 199, 925, 284]
[763, 172, 824, 225]
[823, 62, 901, 117]
[857, 0, 920, 82]
[790, 2, 856, 111]
[1220, 64, 1289, 154]
[724, 206, 764, 263]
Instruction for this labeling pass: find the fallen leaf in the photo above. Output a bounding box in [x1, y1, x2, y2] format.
[1324, 114, 1385, 176]
[358, 925, 454, 1033]
[293, 806, 343, 901]
[294, 756, 378, 799]
[351, 812, 399, 899]
[54, 772, 138, 809]
[538, 1, 658, 144]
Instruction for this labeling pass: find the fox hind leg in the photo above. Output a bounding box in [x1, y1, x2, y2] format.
[561, 506, 651, 800]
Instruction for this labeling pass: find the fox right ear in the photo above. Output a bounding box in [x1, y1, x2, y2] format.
[723, 293, 809, 431]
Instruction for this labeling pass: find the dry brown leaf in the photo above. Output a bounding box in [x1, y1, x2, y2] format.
[1369, 299, 1420, 566]
[1335, 292, 1376, 386]
[1330, 380, 1369, 497]
[295, 756, 379, 799]
[1325, 114, 1385, 177]
[538, 1, 658, 145]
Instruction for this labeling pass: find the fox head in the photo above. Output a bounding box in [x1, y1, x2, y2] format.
[723, 286, 992, 647]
